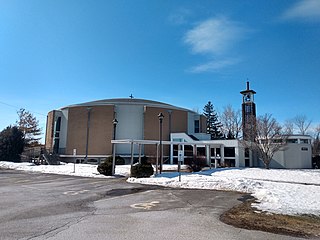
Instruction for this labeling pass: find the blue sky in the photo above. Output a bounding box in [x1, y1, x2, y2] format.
[0, 0, 319, 140]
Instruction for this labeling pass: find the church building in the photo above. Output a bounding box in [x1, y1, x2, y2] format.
[45, 83, 312, 169]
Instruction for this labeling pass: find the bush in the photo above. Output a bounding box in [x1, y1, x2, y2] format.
[97, 157, 113, 176]
[97, 155, 125, 176]
[185, 156, 208, 172]
[130, 156, 154, 178]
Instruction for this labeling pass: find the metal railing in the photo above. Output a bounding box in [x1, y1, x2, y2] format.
[41, 148, 60, 165]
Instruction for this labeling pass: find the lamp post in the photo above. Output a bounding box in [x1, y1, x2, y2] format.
[112, 118, 118, 141]
[112, 118, 118, 175]
[158, 112, 164, 174]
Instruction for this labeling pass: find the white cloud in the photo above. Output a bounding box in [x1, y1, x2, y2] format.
[189, 58, 241, 73]
[183, 16, 248, 73]
[184, 17, 247, 56]
[282, 0, 320, 22]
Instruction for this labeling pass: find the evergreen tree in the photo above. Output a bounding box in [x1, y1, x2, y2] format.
[203, 101, 224, 140]
[0, 126, 25, 162]
[16, 108, 42, 147]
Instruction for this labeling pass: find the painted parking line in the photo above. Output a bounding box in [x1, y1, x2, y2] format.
[130, 201, 160, 210]
[15, 180, 32, 184]
[63, 190, 90, 196]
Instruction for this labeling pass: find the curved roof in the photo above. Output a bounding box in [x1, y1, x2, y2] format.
[61, 98, 196, 113]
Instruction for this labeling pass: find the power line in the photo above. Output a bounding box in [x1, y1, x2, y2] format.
[0, 100, 47, 117]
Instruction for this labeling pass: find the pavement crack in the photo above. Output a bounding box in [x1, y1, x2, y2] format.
[26, 212, 94, 240]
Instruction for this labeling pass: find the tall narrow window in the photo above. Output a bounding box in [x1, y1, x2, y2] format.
[53, 117, 61, 153]
[55, 117, 61, 131]
[194, 120, 200, 133]
[53, 139, 59, 153]
[245, 105, 252, 113]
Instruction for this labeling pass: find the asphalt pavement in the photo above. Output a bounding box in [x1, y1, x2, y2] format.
[0, 169, 305, 240]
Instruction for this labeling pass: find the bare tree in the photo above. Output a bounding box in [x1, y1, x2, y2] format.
[283, 119, 294, 135]
[242, 113, 288, 169]
[220, 105, 242, 139]
[315, 124, 320, 139]
[312, 124, 320, 157]
[293, 115, 312, 135]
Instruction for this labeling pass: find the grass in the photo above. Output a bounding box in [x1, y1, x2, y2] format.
[220, 199, 320, 238]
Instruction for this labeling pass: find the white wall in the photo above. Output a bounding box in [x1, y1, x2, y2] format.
[51, 110, 68, 151]
[283, 143, 312, 168]
[193, 133, 211, 140]
[237, 147, 246, 167]
[59, 109, 68, 149]
[115, 105, 144, 154]
[187, 112, 195, 134]
[270, 150, 285, 168]
[258, 136, 312, 169]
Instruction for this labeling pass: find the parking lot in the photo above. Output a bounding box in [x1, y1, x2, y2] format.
[0, 169, 304, 240]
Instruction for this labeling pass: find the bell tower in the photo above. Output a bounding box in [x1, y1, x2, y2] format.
[240, 81, 256, 141]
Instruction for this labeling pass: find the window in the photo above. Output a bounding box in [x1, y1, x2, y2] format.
[55, 117, 61, 132]
[224, 159, 235, 167]
[245, 148, 250, 157]
[211, 148, 220, 157]
[245, 105, 252, 113]
[197, 147, 205, 156]
[272, 139, 283, 143]
[194, 120, 200, 133]
[173, 138, 183, 142]
[225, 147, 235, 157]
[300, 139, 309, 144]
[287, 139, 298, 144]
[53, 139, 59, 153]
[184, 145, 194, 157]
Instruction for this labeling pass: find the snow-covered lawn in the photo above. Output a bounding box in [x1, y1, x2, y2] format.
[1, 161, 319, 217]
[0, 161, 131, 178]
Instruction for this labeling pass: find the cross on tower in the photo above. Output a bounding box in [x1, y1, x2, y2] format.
[129, 94, 134, 99]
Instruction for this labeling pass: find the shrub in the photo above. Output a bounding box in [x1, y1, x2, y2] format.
[185, 156, 208, 172]
[97, 155, 125, 176]
[97, 160, 112, 176]
[97, 157, 113, 176]
[130, 156, 154, 178]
